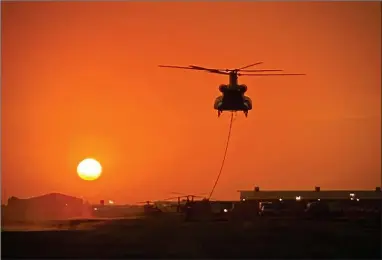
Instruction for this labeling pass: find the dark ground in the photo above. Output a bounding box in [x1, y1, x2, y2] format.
[1, 215, 381, 259]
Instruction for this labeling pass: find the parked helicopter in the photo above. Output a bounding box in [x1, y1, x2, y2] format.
[162, 193, 208, 213]
[159, 62, 305, 117]
[137, 200, 163, 216]
[162, 193, 233, 221]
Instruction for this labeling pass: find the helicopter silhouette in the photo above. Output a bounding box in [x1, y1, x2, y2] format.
[137, 200, 163, 215]
[159, 62, 305, 117]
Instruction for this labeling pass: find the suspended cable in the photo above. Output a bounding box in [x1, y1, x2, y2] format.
[208, 112, 235, 200]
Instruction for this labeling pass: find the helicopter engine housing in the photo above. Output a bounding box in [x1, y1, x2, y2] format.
[238, 84, 248, 93]
[219, 84, 229, 93]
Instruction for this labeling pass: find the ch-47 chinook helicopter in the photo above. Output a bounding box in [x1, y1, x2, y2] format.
[159, 62, 305, 117]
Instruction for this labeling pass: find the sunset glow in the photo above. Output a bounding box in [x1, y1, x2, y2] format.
[1, 1, 380, 203]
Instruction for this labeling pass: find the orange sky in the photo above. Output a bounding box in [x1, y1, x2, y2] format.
[1, 2, 381, 204]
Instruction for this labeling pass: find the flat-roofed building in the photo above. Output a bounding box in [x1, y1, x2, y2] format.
[237, 186, 382, 213]
[238, 186, 382, 201]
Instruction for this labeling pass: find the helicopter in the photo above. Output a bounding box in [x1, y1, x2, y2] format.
[137, 200, 163, 215]
[161, 193, 208, 213]
[159, 62, 305, 117]
[162, 193, 234, 221]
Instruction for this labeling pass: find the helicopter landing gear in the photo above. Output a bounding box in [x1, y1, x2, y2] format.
[244, 111, 248, 117]
[218, 110, 222, 117]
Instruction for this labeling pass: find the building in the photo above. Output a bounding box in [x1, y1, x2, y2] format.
[238, 186, 382, 201]
[237, 186, 382, 212]
[4, 193, 86, 222]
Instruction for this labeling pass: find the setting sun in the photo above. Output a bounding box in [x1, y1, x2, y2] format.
[77, 158, 102, 181]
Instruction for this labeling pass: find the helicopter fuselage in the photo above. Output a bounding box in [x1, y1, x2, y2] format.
[214, 84, 252, 116]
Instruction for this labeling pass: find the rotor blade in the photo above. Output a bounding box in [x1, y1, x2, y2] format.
[186, 193, 208, 197]
[163, 196, 183, 201]
[159, 65, 228, 75]
[188, 65, 225, 71]
[169, 192, 194, 197]
[181, 193, 207, 196]
[164, 193, 206, 200]
[240, 69, 284, 72]
[158, 65, 200, 70]
[239, 73, 306, 76]
[189, 65, 229, 75]
[208, 70, 229, 75]
[188, 65, 216, 70]
[170, 192, 184, 195]
[238, 62, 263, 70]
[193, 195, 206, 199]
